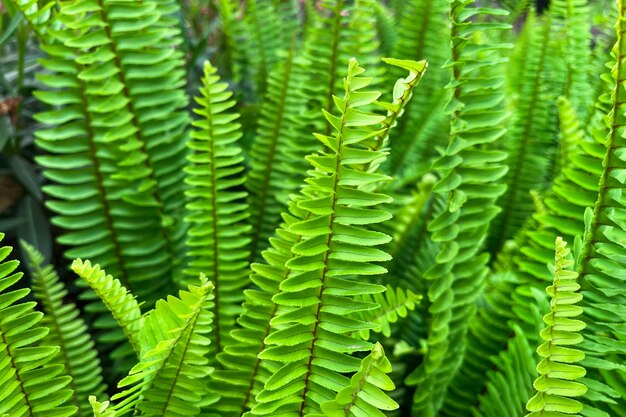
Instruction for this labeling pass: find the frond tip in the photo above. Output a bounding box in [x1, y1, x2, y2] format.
[312, 342, 399, 417]
[525, 237, 587, 417]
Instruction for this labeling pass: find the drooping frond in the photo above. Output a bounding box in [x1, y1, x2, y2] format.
[105, 276, 216, 416]
[247, 49, 317, 262]
[183, 60, 250, 355]
[71, 259, 142, 358]
[525, 237, 587, 416]
[249, 59, 393, 417]
[311, 343, 399, 417]
[355, 286, 421, 340]
[0, 233, 76, 417]
[488, 10, 561, 254]
[406, 2, 510, 415]
[22, 241, 105, 416]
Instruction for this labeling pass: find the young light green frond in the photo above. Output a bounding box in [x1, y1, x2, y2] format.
[90, 397, 117, 417]
[184, 60, 251, 356]
[110, 276, 216, 416]
[355, 286, 422, 340]
[22, 241, 106, 416]
[407, 2, 511, 415]
[247, 49, 318, 262]
[525, 237, 587, 417]
[71, 259, 142, 357]
[310, 343, 399, 417]
[0, 234, 76, 417]
[210, 197, 310, 416]
[250, 59, 394, 417]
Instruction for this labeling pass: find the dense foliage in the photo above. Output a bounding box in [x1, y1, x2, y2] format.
[0, 0, 623, 416]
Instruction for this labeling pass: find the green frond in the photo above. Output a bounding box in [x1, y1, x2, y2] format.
[549, 0, 592, 119]
[22, 241, 106, 416]
[407, 2, 510, 415]
[525, 237, 587, 417]
[90, 397, 117, 417]
[33, 0, 190, 306]
[108, 276, 216, 416]
[488, 10, 561, 254]
[71, 259, 142, 358]
[356, 286, 421, 340]
[556, 96, 586, 172]
[247, 49, 318, 262]
[310, 343, 399, 417]
[0, 234, 76, 417]
[474, 326, 537, 417]
[183, 60, 251, 355]
[249, 58, 393, 416]
[373, 2, 397, 56]
[385, 0, 452, 186]
[8, 0, 54, 37]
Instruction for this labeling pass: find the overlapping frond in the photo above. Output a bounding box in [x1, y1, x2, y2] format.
[247, 50, 317, 262]
[310, 343, 398, 417]
[0, 233, 76, 417]
[100, 276, 216, 416]
[22, 242, 105, 415]
[525, 237, 587, 416]
[33, 0, 190, 308]
[407, 2, 510, 415]
[249, 59, 393, 416]
[71, 259, 142, 358]
[183, 61, 250, 355]
[355, 286, 421, 340]
[385, 0, 452, 186]
[488, 10, 561, 254]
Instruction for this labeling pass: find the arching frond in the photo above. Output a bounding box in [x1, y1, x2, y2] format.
[356, 286, 421, 340]
[0, 233, 76, 417]
[106, 276, 216, 416]
[22, 241, 105, 415]
[71, 259, 142, 358]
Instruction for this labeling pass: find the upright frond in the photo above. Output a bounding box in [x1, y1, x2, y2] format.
[0, 234, 76, 417]
[525, 237, 587, 416]
[22, 242, 105, 415]
[184, 61, 251, 355]
[250, 59, 393, 417]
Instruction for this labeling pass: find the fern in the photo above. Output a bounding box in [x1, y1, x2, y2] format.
[249, 59, 392, 416]
[184, 60, 250, 355]
[355, 286, 421, 340]
[246, 49, 316, 262]
[310, 343, 399, 417]
[525, 237, 587, 416]
[71, 259, 143, 358]
[22, 241, 106, 415]
[33, 0, 190, 305]
[100, 275, 216, 416]
[488, 9, 561, 254]
[0, 233, 76, 417]
[406, 2, 510, 415]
